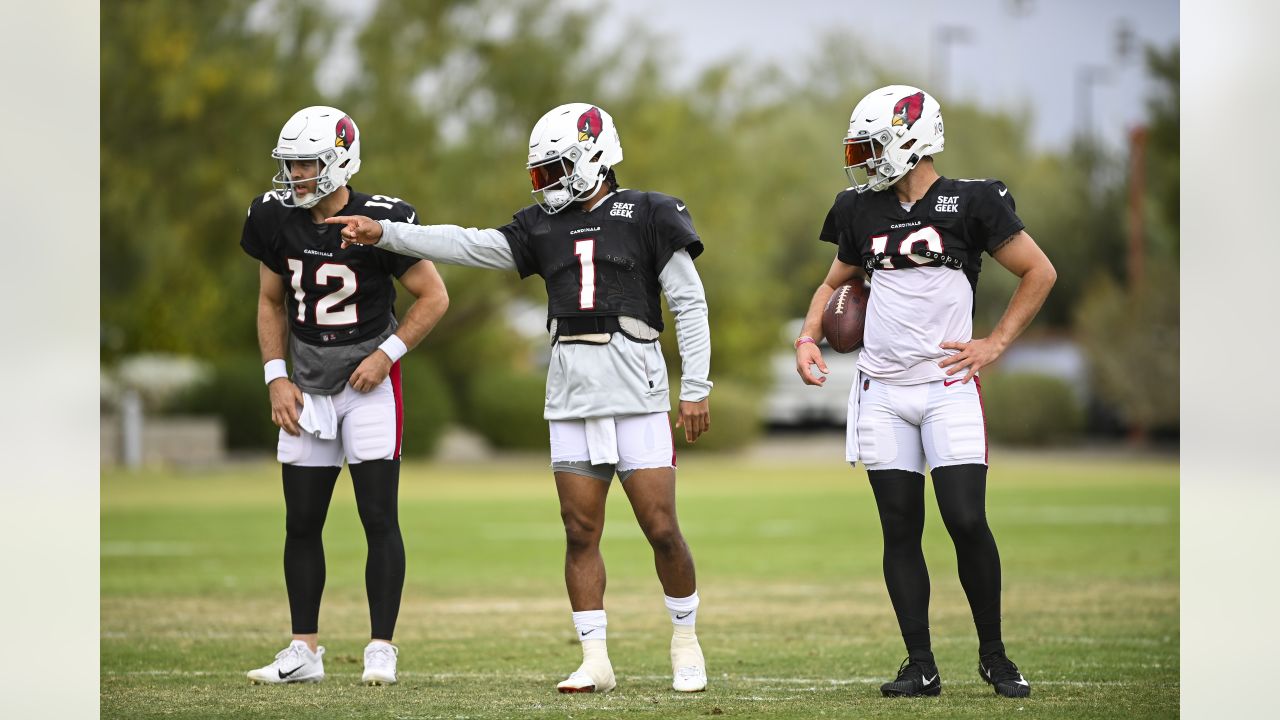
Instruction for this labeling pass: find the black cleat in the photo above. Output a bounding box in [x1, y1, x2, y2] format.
[979, 650, 1031, 698]
[880, 656, 942, 697]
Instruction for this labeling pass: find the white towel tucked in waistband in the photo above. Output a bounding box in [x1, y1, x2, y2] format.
[584, 417, 620, 466]
[845, 370, 862, 465]
[298, 393, 338, 440]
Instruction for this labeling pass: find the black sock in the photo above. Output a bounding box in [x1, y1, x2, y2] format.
[869, 469, 932, 660]
[932, 464, 1004, 655]
[282, 464, 341, 635]
[350, 459, 405, 642]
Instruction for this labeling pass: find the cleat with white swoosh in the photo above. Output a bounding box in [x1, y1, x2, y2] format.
[246, 640, 325, 684]
[880, 656, 941, 697]
[979, 650, 1031, 698]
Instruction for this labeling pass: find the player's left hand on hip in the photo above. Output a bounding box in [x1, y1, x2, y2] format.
[676, 399, 711, 444]
[938, 337, 1005, 384]
[349, 351, 393, 393]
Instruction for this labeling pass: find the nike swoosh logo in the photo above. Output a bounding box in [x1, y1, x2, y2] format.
[580, 629, 596, 637]
[675, 611, 693, 620]
[922, 674, 937, 685]
[406, 211, 416, 223]
[1015, 675, 1029, 686]
[676, 203, 686, 212]
[943, 378, 963, 386]
[277, 664, 305, 679]
[998, 187, 1008, 196]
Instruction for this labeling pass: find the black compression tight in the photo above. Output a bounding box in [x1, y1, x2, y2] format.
[281, 460, 405, 641]
[349, 459, 405, 641]
[283, 465, 341, 636]
[868, 463, 1004, 657]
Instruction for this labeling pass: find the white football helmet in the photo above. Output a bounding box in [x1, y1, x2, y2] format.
[526, 103, 623, 213]
[271, 106, 362, 208]
[843, 85, 944, 193]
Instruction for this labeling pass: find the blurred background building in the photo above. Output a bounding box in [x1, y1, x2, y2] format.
[100, 0, 1179, 465]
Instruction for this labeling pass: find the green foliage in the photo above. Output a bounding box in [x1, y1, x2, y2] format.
[674, 380, 763, 453]
[981, 372, 1085, 446]
[1074, 259, 1180, 432]
[462, 366, 548, 450]
[396, 355, 455, 457]
[101, 2, 1179, 440]
[171, 353, 278, 450]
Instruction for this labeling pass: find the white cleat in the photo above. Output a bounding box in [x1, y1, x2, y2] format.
[556, 662, 617, 693]
[362, 641, 399, 685]
[247, 640, 325, 684]
[671, 635, 707, 692]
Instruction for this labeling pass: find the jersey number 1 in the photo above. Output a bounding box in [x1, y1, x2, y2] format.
[286, 259, 358, 325]
[574, 239, 596, 309]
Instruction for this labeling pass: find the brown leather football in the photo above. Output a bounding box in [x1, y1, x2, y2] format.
[821, 280, 870, 353]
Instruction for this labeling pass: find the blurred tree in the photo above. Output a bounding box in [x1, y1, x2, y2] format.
[102, 1, 1176, 447]
[101, 0, 336, 363]
[1073, 43, 1180, 438]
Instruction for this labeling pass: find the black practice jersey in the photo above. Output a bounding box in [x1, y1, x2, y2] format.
[497, 189, 703, 331]
[819, 176, 1024, 292]
[240, 187, 420, 346]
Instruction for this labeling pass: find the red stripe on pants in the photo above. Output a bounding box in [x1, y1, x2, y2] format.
[390, 361, 404, 459]
[974, 376, 988, 464]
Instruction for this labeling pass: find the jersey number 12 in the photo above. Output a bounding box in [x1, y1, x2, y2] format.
[286, 259, 358, 326]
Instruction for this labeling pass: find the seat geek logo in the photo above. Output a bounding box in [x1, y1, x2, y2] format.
[610, 202, 635, 219]
[935, 195, 959, 213]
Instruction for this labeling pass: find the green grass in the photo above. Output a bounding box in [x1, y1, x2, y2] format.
[102, 449, 1178, 719]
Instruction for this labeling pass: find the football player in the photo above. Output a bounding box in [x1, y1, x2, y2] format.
[326, 103, 712, 694]
[794, 86, 1056, 699]
[241, 106, 449, 686]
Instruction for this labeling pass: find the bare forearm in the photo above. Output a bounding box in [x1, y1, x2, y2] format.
[800, 283, 836, 340]
[988, 266, 1056, 349]
[257, 297, 288, 363]
[393, 295, 448, 351]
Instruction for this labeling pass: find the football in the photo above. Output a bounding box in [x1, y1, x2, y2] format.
[821, 280, 870, 353]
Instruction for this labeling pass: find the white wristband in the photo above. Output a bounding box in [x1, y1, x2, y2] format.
[378, 334, 408, 363]
[264, 359, 288, 385]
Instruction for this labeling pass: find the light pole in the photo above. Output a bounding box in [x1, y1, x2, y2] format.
[1075, 64, 1111, 141]
[933, 24, 973, 98]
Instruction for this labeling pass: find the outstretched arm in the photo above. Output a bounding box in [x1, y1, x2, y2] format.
[325, 215, 516, 271]
[938, 230, 1057, 383]
[659, 250, 712, 443]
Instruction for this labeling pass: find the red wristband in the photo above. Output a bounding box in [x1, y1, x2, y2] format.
[794, 336, 816, 350]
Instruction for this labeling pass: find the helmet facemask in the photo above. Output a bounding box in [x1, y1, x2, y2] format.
[525, 103, 622, 214]
[842, 86, 944, 194]
[272, 150, 343, 209]
[270, 106, 361, 209]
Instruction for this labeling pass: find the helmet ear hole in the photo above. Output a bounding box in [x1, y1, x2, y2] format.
[590, 150, 603, 162]
[901, 139, 917, 150]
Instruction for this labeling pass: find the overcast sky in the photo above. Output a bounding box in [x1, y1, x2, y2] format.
[591, 0, 1178, 150]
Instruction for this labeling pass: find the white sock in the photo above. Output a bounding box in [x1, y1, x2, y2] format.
[665, 590, 699, 629]
[572, 609, 607, 642]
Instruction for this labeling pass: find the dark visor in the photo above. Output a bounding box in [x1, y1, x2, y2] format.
[529, 156, 571, 191]
[844, 138, 876, 168]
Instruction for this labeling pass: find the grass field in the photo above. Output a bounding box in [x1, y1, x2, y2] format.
[101, 446, 1178, 719]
